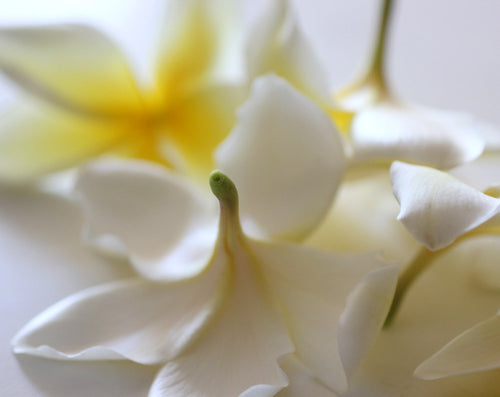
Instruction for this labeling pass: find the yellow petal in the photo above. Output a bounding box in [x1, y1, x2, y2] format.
[0, 24, 144, 116]
[0, 97, 130, 181]
[154, 0, 231, 101]
[165, 84, 244, 181]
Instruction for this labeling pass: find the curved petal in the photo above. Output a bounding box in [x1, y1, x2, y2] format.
[246, 0, 330, 102]
[12, 274, 226, 365]
[391, 161, 500, 250]
[415, 313, 500, 379]
[276, 355, 338, 397]
[74, 160, 217, 281]
[216, 75, 345, 241]
[154, 0, 241, 101]
[148, 241, 293, 397]
[0, 97, 129, 181]
[351, 104, 485, 169]
[251, 240, 398, 393]
[0, 24, 144, 116]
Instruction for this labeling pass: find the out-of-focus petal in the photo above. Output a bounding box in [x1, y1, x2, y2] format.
[0, 97, 128, 182]
[166, 84, 244, 182]
[12, 275, 225, 364]
[0, 24, 144, 116]
[251, 240, 397, 393]
[75, 160, 217, 281]
[216, 75, 345, 241]
[154, 0, 241, 101]
[391, 161, 500, 250]
[415, 312, 500, 379]
[450, 154, 500, 193]
[352, 104, 484, 169]
[246, 0, 330, 102]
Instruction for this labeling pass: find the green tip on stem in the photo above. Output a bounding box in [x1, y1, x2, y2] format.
[209, 170, 239, 208]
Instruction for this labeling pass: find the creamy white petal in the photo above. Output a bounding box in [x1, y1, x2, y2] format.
[391, 161, 500, 250]
[352, 104, 485, 169]
[246, 0, 330, 102]
[450, 154, 500, 193]
[148, 239, 293, 397]
[75, 160, 217, 281]
[12, 273, 226, 365]
[250, 240, 397, 393]
[342, 238, 500, 396]
[415, 312, 500, 379]
[216, 75, 345, 241]
[0, 24, 144, 116]
[276, 355, 338, 397]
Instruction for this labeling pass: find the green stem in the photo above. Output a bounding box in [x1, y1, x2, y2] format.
[384, 246, 446, 327]
[337, 0, 395, 99]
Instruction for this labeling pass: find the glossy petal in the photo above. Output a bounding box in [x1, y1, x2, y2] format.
[391, 161, 500, 250]
[246, 0, 330, 102]
[12, 274, 226, 364]
[415, 312, 500, 379]
[351, 104, 485, 169]
[75, 160, 217, 281]
[0, 24, 144, 116]
[251, 240, 398, 393]
[216, 75, 345, 241]
[0, 97, 129, 181]
[148, 240, 293, 397]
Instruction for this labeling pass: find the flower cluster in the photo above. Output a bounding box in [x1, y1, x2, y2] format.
[2, 0, 500, 396]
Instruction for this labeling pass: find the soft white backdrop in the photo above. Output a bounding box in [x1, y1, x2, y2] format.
[0, 0, 499, 395]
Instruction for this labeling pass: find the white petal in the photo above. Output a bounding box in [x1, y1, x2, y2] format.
[148, 240, 293, 397]
[216, 75, 345, 241]
[0, 24, 144, 116]
[276, 355, 338, 397]
[75, 160, 217, 281]
[415, 312, 500, 379]
[246, 0, 330, 102]
[391, 161, 500, 250]
[450, 154, 500, 193]
[250, 240, 397, 393]
[12, 273, 226, 365]
[352, 104, 485, 169]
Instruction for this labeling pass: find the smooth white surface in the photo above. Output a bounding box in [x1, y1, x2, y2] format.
[1, 0, 500, 395]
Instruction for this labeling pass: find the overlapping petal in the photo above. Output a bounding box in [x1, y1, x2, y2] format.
[253, 240, 398, 393]
[351, 104, 485, 169]
[0, 24, 144, 116]
[415, 312, 500, 379]
[390, 161, 500, 250]
[216, 75, 345, 241]
[75, 160, 217, 281]
[246, 0, 330, 103]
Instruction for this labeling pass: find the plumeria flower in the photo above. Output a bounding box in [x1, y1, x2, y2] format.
[335, 0, 489, 170]
[0, 0, 243, 183]
[360, 159, 500, 388]
[12, 161, 398, 396]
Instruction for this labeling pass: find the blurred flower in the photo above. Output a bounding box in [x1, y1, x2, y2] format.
[12, 164, 398, 396]
[0, 0, 243, 183]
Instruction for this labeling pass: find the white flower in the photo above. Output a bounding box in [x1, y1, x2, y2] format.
[12, 163, 398, 396]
